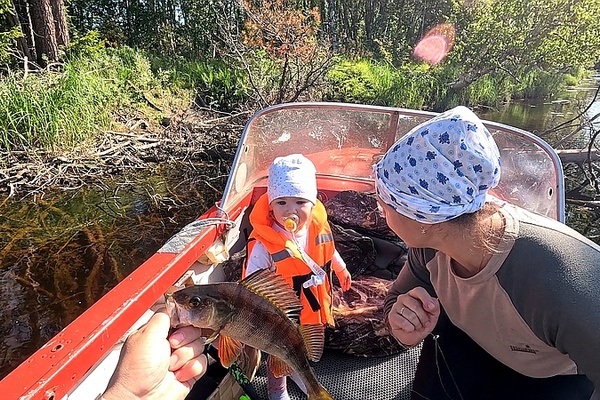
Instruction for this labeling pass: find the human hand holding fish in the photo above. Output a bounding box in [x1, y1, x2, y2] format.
[167, 269, 334, 400]
[102, 311, 207, 400]
[387, 287, 440, 348]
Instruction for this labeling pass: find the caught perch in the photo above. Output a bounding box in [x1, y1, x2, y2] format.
[167, 269, 333, 400]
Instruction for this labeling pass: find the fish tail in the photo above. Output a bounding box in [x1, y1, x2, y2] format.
[308, 385, 334, 400]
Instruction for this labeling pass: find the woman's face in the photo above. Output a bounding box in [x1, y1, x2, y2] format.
[270, 196, 314, 232]
[377, 199, 427, 248]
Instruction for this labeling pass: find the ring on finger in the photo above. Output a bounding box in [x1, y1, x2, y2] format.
[400, 307, 406, 317]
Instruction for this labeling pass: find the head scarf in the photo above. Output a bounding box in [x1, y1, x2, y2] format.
[268, 154, 318, 204]
[375, 106, 501, 224]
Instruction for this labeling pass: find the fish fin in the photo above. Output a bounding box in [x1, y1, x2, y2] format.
[307, 385, 334, 400]
[299, 324, 325, 362]
[268, 355, 295, 378]
[218, 335, 243, 368]
[238, 346, 261, 381]
[241, 269, 303, 320]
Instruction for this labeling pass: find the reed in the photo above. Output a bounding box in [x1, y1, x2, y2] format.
[149, 56, 248, 111]
[0, 46, 159, 151]
[323, 57, 586, 112]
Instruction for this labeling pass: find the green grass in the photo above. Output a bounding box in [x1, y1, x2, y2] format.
[324, 59, 437, 109]
[1, 41, 590, 152]
[323, 57, 590, 111]
[149, 55, 249, 111]
[0, 43, 174, 151]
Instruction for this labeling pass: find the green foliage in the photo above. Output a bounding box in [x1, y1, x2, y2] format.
[324, 58, 436, 109]
[193, 60, 248, 111]
[563, 74, 578, 87]
[0, 27, 20, 65]
[0, 0, 21, 66]
[0, 46, 162, 150]
[66, 31, 108, 59]
[450, 0, 600, 90]
[3, 0, 598, 141]
[0, 68, 107, 150]
[68, 0, 240, 59]
[322, 57, 586, 112]
[238, 0, 334, 105]
[513, 69, 564, 99]
[149, 56, 249, 112]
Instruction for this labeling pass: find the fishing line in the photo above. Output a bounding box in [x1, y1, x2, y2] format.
[432, 333, 465, 400]
[205, 345, 262, 400]
[409, 333, 465, 400]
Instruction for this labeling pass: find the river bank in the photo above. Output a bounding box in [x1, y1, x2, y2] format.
[0, 107, 250, 200]
[2, 93, 598, 201]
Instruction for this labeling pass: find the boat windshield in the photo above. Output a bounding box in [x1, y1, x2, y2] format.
[221, 103, 564, 221]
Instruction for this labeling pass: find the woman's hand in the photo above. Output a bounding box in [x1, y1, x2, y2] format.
[103, 311, 208, 400]
[387, 287, 440, 347]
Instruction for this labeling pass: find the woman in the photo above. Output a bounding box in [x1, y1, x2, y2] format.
[376, 106, 599, 399]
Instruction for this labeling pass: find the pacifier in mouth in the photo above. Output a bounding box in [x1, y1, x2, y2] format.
[284, 215, 299, 232]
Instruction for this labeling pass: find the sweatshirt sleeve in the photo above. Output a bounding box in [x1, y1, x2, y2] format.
[384, 247, 437, 316]
[497, 221, 600, 392]
[331, 249, 347, 272]
[245, 241, 274, 277]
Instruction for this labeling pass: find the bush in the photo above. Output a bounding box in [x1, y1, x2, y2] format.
[323, 58, 436, 109]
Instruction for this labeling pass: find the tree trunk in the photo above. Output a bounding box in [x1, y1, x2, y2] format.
[51, 0, 69, 48]
[28, 0, 59, 66]
[6, 0, 32, 60]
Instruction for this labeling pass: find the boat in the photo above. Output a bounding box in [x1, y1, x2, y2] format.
[0, 102, 565, 400]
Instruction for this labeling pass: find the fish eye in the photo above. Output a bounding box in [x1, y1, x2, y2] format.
[189, 296, 201, 308]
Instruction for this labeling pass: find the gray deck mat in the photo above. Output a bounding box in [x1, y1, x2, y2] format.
[250, 345, 422, 400]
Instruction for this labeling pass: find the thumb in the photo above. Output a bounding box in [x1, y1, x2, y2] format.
[139, 311, 171, 341]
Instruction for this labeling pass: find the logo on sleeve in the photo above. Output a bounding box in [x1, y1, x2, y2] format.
[510, 344, 539, 354]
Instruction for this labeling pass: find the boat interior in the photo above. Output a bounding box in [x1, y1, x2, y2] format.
[3, 103, 566, 400]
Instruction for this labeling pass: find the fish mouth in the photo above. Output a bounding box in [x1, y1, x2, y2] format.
[165, 294, 183, 328]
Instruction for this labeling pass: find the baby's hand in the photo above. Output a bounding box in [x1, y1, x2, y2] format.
[334, 268, 352, 291]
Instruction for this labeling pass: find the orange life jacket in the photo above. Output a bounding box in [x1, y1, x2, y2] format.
[245, 193, 335, 326]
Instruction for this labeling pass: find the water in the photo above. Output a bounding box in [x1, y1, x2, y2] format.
[0, 75, 599, 380]
[483, 74, 600, 140]
[0, 163, 228, 378]
[482, 73, 600, 240]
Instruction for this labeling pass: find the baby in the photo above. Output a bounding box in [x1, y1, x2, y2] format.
[244, 153, 351, 400]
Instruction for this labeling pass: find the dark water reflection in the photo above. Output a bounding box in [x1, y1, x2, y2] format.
[482, 74, 599, 142]
[0, 163, 227, 378]
[1, 75, 599, 380]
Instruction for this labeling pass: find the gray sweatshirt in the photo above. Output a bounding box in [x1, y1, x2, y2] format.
[384, 203, 600, 396]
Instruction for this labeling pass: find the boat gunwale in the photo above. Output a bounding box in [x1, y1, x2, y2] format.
[0, 205, 236, 399]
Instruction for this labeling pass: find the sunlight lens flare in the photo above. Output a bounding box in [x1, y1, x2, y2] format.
[412, 23, 456, 65]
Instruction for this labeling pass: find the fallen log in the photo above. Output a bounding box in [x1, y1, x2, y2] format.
[556, 149, 600, 164]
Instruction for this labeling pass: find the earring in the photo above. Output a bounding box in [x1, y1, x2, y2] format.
[420, 226, 426, 235]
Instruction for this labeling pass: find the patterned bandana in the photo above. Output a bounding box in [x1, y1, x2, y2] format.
[374, 106, 501, 224]
[268, 154, 318, 204]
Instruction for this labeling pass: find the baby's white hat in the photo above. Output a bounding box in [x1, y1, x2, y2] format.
[267, 154, 317, 204]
